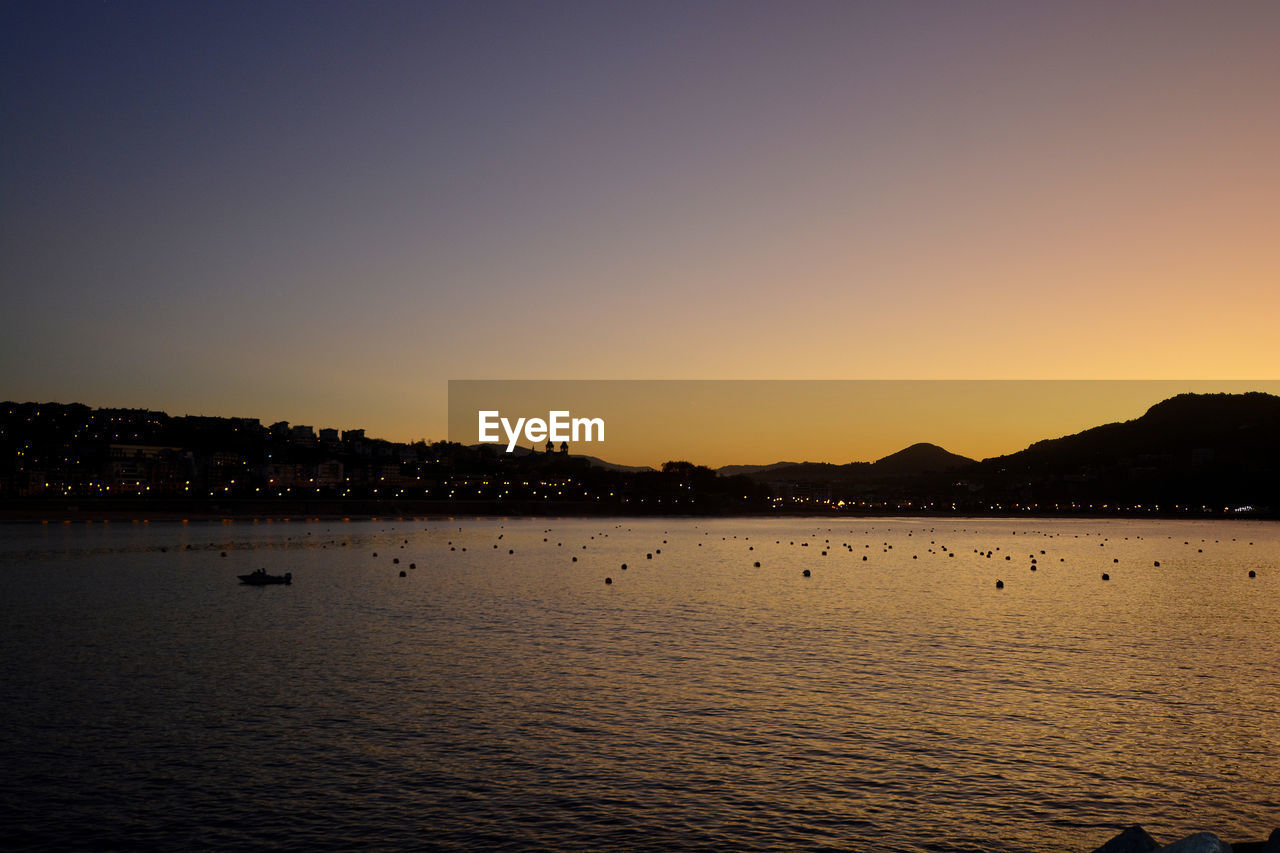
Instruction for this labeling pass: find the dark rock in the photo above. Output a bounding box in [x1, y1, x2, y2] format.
[1157, 832, 1231, 853]
[1090, 825, 1160, 853]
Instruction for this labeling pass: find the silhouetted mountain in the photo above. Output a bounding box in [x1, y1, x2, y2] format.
[967, 392, 1280, 509]
[739, 443, 973, 485]
[744, 461, 864, 483]
[715, 462, 801, 478]
[986, 392, 1280, 468]
[570, 454, 655, 473]
[872, 443, 975, 477]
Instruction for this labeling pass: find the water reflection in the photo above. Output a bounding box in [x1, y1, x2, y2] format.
[0, 517, 1276, 850]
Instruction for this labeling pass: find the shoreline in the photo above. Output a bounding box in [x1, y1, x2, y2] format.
[1, 498, 1275, 523]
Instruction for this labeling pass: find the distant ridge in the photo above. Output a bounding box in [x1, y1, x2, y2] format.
[986, 392, 1280, 467]
[716, 462, 801, 478]
[735, 443, 976, 485]
[964, 392, 1280, 508]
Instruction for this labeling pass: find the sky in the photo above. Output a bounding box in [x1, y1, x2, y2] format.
[3, 1, 1278, 462]
[448, 379, 1280, 467]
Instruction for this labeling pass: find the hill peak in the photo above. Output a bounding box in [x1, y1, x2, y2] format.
[1141, 391, 1280, 422]
[873, 442, 974, 475]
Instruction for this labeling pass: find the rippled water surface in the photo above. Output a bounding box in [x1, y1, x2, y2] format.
[2, 516, 1278, 851]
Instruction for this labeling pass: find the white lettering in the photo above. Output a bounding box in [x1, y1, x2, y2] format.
[478, 411, 500, 442]
[501, 416, 526, 453]
[549, 410, 570, 442]
[572, 417, 604, 442]
[477, 410, 606, 451]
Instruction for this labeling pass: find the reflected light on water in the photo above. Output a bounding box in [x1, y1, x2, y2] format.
[1, 516, 1277, 851]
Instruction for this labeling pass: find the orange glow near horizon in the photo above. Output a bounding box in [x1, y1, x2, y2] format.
[448, 380, 1280, 469]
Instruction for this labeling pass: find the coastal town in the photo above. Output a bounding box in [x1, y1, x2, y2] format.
[3, 396, 1276, 518]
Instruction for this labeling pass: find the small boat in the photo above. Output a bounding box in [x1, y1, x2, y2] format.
[238, 569, 292, 585]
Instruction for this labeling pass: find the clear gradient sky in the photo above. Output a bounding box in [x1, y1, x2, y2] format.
[3, 2, 1278, 458]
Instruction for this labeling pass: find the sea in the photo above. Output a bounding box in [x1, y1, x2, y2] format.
[1, 516, 1276, 852]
